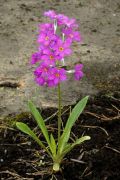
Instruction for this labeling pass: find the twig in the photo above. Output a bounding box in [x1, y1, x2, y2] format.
[111, 104, 120, 112]
[0, 170, 32, 180]
[80, 125, 109, 136]
[84, 171, 92, 177]
[0, 125, 15, 131]
[85, 111, 101, 119]
[80, 166, 90, 178]
[26, 169, 49, 176]
[101, 114, 120, 121]
[104, 145, 120, 154]
[70, 158, 87, 164]
[86, 110, 120, 121]
[44, 110, 58, 122]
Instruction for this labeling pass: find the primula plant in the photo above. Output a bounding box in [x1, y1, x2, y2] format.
[16, 10, 90, 172]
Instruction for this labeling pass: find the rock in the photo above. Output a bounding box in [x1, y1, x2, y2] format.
[0, 0, 120, 118]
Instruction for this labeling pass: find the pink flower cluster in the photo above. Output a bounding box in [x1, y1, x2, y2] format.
[30, 10, 84, 87]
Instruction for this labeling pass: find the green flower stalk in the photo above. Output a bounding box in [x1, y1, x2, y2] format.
[58, 83, 62, 143]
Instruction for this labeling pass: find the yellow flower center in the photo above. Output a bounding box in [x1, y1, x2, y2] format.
[45, 36, 49, 41]
[55, 73, 60, 77]
[59, 47, 64, 51]
[50, 55, 54, 60]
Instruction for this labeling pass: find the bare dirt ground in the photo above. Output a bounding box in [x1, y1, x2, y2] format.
[0, 0, 120, 117]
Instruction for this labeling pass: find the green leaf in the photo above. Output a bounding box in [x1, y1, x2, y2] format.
[58, 96, 89, 154]
[28, 101, 51, 148]
[50, 134, 56, 156]
[72, 136, 91, 146]
[62, 136, 91, 158]
[64, 96, 89, 132]
[16, 122, 51, 156]
[62, 143, 71, 154]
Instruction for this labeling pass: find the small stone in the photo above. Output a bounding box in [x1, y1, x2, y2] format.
[0, 159, 4, 162]
[4, 149, 7, 154]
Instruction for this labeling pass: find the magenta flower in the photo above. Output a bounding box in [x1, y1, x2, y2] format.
[30, 52, 42, 65]
[38, 23, 54, 33]
[34, 63, 51, 86]
[65, 18, 78, 28]
[44, 11, 78, 28]
[48, 67, 67, 87]
[31, 10, 84, 87]
[35, 76, 46, 86]
[56, 14, 68, 26]
[37, 31, 58, 46]
[74, 64, 84, 80]
[34, 63, 50, 77]
[62, 28, 81, 43]
[41, 49, 61, 66]
[44, 10, 57, 19]
[53, 39, 72, 58]
[57, 15, 78, 28]
[44, 11, 67, 26]
[34, 66, 67, 87]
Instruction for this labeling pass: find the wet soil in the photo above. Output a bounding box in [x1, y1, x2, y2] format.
[0, 92, 120, 180]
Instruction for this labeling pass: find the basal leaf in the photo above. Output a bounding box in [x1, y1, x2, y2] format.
[58, 96, 89, 154]
[64, 96, 89, 131]
[16, 122, 51, 156]
[28, 101, 51, 148]
[62, 136, 91, 158]
[50, 134, 56, 156]
[72, 136, 91, 147]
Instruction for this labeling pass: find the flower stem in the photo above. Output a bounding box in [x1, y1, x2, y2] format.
[58, 83, 62, 143]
